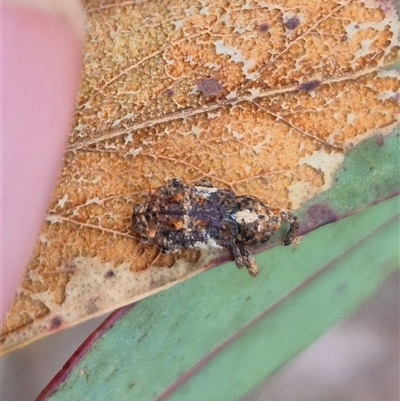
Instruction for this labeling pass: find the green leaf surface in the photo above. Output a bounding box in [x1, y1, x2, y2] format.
[39, 194, 399, 401]
[298, 129, 400, 234]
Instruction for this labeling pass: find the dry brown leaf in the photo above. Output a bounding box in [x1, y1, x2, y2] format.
[2, 0, 399, 355]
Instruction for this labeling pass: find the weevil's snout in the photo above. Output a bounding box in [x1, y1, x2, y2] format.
[235, 195, 280, 246]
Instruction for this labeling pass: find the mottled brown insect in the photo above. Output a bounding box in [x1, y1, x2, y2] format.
[133, 179, 299, 277]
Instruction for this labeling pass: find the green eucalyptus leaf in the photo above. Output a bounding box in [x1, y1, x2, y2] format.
[39, 195, 399, 401]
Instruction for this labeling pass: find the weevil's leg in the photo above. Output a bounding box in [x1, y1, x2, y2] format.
[232, 244, 258, 277]
[150, 249, 177, 268]
[232, 243, 245, 269]
[136, 240, 146, 256]
[280, 211, 300, 246]
[238, 245, 259, 277]
[149, 248, 162, 267]
[195, 179, 213, 188]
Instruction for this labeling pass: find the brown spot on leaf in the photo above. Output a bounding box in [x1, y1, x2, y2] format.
[305, 203, 338, 231]
[50, 316, 62, 330]
[298, 80, 321, 92]
[198, 77, 224, 97]
[105, 270, 116, 278]
[285, 16, 300, 30]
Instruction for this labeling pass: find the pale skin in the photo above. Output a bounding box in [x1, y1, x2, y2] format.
[1, 0, 85, 326]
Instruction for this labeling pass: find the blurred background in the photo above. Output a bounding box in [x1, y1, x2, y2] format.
[246, 271, 399, 401]
[1, 271, 398, 401]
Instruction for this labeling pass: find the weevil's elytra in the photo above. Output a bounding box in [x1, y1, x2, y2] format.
[132, 179, 300, 277]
